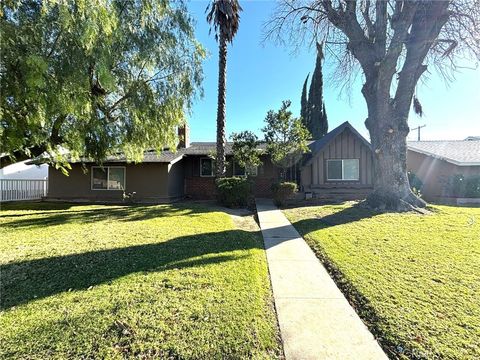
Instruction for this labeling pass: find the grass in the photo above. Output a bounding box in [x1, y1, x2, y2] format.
[0, 202, 282, 359]
[283, 203, 480, 360]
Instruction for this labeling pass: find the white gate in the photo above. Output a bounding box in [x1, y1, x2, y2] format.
[0, 179, 48, 202]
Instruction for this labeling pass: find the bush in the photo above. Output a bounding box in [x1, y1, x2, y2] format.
[445, 174, 480, 198]
[271, 181, 298, 207]
[216, 177, 252, 208]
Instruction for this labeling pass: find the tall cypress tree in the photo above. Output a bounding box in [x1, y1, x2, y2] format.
[300, 74, 309, 129]
[301, 42, 328, 139]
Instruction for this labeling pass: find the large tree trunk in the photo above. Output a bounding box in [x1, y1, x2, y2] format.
[215, 32, 227, 178]
[363, 80, 426, 211]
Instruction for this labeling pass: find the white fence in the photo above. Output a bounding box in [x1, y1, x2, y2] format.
[0, 179, 48, 202]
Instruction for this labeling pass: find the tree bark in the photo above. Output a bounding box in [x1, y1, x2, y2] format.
[215, 32, 227, 178]
[361, 2, 449, 211]
[363, 78, 426, 211]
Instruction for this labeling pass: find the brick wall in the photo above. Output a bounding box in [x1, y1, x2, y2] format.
[185, 176, 276, 199]
[185, 177, 217, 199]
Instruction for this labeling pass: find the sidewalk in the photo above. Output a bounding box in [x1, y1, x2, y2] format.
[256, 198, 387, 360]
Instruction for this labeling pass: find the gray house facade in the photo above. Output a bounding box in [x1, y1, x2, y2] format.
[407, 139, 480, 202]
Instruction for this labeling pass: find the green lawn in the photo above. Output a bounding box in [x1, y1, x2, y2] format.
[283, 203, 480, 360]
[0, 202, 282, 359]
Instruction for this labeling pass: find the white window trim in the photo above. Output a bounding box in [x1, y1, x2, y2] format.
[199, 158, 215, 177]
[326, 159, 359, 181]
[233, 162, 258, 177]
[91, 166, 126, 190]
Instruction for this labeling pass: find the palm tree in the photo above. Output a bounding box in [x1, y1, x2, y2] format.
[206, 0, 242, 177]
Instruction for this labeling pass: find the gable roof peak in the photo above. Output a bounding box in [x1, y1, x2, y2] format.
[302, 121, 371, 167]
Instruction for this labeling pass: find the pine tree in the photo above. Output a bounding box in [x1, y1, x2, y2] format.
[300, 74, 309, 129]
[302, 42, 328, 139]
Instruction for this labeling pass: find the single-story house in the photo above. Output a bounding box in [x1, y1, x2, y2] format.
[407, 138, 480, 202]
[47, 121, 375, 203]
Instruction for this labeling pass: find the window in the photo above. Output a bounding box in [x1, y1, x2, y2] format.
[327, 159, 359, 181]
[200, 158, 215, 177]
[233, 162, 258, 177]
[91, 166, 125, 190]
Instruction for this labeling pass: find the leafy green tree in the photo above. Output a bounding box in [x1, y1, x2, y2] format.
[300, 42, 328, 139]
[0, 0, 205, 169]
[206, 0, 242, 178]
[262, 100, 310, 179]
[231, 131, 263, 176]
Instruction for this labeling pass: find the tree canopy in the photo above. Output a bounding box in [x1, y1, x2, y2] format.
[0, 0, 205, 169]
[263, 100, 310, 177]
[231, 130, 263, 175]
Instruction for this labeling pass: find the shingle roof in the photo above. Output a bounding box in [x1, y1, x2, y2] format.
[72, 142, 267, 164]
[408, 140, 480, 166]
[74, 150, 184, 164]
[184, 142, 234, 155]
[183, 142, 268, 156]
[303, 121, 371, 166]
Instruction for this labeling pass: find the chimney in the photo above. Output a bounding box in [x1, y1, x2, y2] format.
[177, 124, 190, 149]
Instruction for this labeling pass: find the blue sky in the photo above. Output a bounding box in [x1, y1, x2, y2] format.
[186, 1, 480, 142]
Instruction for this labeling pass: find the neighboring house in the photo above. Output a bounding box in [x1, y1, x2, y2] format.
[47, 122, 374, 203]
[407, 139, 480, 202]
[0, 161, 48, 180]
[0, 161, 48, 202]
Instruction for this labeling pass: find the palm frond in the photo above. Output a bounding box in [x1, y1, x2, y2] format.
[206, 0, 242, 43]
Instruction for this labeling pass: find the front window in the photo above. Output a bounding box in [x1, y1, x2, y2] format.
[92, 166, 125, 190]
[327, 159, 359, 181]
[200, 158, 215, 177]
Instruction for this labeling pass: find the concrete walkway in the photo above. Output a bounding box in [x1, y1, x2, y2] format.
[256, 198, 387, 360]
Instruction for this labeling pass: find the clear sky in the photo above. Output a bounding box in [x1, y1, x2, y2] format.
[186, 1, 480, 142]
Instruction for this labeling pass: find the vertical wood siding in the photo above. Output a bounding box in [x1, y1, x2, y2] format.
[302, 128, 374, 187]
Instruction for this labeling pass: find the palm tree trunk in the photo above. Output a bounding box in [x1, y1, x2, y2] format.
[215, 32, 227, 177]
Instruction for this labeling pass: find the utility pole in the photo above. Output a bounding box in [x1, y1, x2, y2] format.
[411, 124, 426, 141]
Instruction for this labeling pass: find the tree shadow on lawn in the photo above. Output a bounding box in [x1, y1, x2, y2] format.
[287, 203, 406, 358]
[0, 201, 76, 212]
[289, 203, 380, 235]
[1, 229, 261, 310]
[0, 203, 206, 228]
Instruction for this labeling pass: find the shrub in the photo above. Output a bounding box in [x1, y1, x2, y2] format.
[271, 181, 298, 207]
[407, 171, 423, 197]
[216, 177, 252, 208]
[445, 174, 480, 198]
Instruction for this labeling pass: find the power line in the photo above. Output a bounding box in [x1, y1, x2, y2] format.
[411, 124, 426, 141]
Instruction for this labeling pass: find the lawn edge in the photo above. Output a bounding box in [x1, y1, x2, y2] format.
[301, 235, 417, 359]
